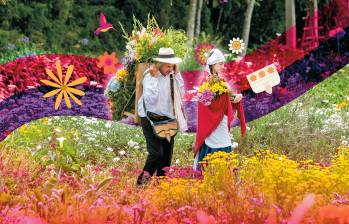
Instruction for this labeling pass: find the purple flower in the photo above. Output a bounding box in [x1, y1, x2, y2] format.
[198, 89, 216, 106]
[21, 36, 30, 43]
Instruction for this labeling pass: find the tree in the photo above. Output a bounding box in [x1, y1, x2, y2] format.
[195, 0, 203, 38]
[187, 0, 197, 46]
[285, 0, 296, 49]
[241, 0, 257, 56]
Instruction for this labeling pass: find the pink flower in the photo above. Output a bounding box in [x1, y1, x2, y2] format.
[196, 210, 216, 224]
[287, 193, 316, 224]
[198, 89, 216, 106]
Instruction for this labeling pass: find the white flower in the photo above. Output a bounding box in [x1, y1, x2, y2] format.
[246, 126, 251, 131]
[341, 140, 348, 146]
[118, 150, 126, 156]
[36, 145, 42, 150]
[57, 137, 66, 148]
[232, 142, 239, 149]
[228, 37, 245, 54]
[105, 122, 112, 128]
[90, 81, 98, 86]
[134, 145, 140, 150]
[48, 136, 52, 141]
[175, 159, 180, 165]
[106, 147, 113, 152]
[127, 140, 139, 148]
[112, 157, 121, 163]
[54, 128, 62, 133]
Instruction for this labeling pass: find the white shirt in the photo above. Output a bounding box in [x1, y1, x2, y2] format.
[205, 115, 231, 148]
[138, 71, 184, 118]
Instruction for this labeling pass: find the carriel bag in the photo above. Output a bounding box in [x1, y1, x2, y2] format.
[143, 73, 178, 142]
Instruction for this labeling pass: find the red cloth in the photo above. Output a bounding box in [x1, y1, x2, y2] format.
[194, 93, 246, 156]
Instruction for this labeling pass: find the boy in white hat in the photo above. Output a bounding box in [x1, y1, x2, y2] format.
[137, 48, 186, 187]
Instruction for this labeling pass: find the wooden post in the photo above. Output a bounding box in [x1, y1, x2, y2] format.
[134, 63, 149, 123]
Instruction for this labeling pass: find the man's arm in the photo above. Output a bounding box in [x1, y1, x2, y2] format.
[142, 73, 159, 107]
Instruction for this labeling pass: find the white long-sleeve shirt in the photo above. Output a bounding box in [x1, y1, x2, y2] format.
[138, 71, 184, 118]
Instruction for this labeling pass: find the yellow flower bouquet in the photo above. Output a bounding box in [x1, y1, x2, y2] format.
[197, 75, 229, 106]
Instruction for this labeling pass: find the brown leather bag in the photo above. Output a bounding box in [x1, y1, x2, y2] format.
[143, 74, 178, 142]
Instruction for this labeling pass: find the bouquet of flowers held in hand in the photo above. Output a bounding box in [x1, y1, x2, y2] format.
[197, 74, 229, 106]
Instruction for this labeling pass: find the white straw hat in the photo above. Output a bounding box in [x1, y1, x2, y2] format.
[153, 48, 182, 64]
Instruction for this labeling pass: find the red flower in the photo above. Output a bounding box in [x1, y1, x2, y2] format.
[195, 43, 215, 65]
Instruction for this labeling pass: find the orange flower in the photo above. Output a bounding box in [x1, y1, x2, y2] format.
[40, 61, 87, 110]
[97, 52, 119, 74]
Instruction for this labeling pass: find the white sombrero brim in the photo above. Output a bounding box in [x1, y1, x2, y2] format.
[153, 57, 182, 64]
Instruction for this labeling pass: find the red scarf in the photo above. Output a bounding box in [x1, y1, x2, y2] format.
[194, 93, 246, 156]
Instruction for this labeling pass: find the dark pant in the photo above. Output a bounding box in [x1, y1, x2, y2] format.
[137, 117, 174, 185]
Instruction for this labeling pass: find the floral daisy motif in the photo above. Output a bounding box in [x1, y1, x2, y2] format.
[97, 52, 119, 75]
[194, 43, 215, 65]
[40, 60, 87, 110]
[228, 37, 245, 54]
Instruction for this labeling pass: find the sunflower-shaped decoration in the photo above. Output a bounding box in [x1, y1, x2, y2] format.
[228, 37, 245, 54]
[40, 61, 87, 110]
[194, 43, 215, 65]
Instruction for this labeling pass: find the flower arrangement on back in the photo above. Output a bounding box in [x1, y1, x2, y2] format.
[120, 15, 188, 64]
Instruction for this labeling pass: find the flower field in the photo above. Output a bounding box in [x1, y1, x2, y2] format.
[1, 5, 349, 222]
[0, 63, 349, 223]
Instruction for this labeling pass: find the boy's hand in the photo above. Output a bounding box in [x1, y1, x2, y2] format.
[232, 93, 243, 103]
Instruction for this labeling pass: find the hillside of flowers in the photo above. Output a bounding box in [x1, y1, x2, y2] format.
[1, 133, 349, 223]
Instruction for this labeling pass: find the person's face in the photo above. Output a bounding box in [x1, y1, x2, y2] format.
[159, 63, 174, 76]
[212, 62, 224, 75]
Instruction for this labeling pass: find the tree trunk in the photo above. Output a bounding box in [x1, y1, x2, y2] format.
[187, 0, 198, 46]
[241, 0, 256, 56]
[195, 0, 203, 38]
[216, 7, 223, 32]
[285, 0, 296, 49]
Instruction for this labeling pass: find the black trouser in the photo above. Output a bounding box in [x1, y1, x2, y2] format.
[137, 117, 174, 184]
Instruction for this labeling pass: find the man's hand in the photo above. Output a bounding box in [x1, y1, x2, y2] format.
[149, 64, 159, 77]
[174, 64, 179, 75]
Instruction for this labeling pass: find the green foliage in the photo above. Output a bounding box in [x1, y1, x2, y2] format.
[107, 62, 137, 120]
[179, 48, 202, 72]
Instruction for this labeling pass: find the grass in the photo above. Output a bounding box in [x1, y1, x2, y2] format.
[233, 65, 349, 162]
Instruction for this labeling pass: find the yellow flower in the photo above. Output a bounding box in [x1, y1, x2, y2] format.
[115, 69, 128, 81]
[40, 60, 87, 110]
[336, 101, 348, 110]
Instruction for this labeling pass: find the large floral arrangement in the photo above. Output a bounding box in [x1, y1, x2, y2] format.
[106, 16, 188, 120]
[197, 74, 229, 106]
[120, 15, 188, 63]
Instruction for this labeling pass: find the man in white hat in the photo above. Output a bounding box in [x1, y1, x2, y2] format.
[136, 47, 185, 187]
